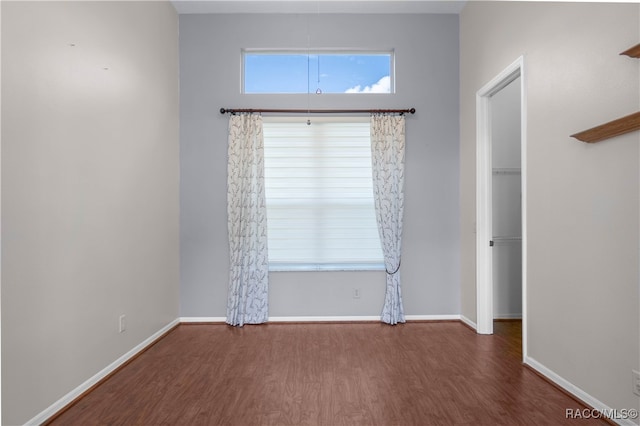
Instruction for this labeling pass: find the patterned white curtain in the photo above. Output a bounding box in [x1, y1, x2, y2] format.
[226, 114, 269, 326]
[371, 114, 406, 325]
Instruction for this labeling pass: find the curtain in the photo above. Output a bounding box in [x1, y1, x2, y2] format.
[226, 113, 269, 326]
[370, 114, 406, 325]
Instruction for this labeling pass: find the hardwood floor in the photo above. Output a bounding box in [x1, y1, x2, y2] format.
[48, 321, 610, 425]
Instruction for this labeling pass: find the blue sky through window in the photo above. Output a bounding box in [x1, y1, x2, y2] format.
[244, 52, 392, 94]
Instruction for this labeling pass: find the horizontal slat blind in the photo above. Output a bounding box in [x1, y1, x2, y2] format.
[263, 117, 384, 269]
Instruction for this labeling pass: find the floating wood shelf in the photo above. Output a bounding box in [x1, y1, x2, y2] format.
[571, 111, 640, 143]
[620, 43, 640, 58]
[570, 43, 640, 143]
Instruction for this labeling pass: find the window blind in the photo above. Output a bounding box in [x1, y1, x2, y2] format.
[263, 116, 384, 270]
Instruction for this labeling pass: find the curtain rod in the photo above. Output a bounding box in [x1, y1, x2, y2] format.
[220, 108, 416, 115]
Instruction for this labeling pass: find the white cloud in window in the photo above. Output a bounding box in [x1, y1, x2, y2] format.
[345, 75, 391, 93]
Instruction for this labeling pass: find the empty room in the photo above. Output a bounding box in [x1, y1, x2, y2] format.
[2, 0, 639, 425]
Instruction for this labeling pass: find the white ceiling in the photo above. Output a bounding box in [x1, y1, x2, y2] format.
[170, 0, 467, 15]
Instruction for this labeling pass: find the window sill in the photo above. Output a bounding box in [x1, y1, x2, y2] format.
[269, 263, 385, 272]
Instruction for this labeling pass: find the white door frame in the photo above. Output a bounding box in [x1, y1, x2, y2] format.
[476, 56, 527, 359]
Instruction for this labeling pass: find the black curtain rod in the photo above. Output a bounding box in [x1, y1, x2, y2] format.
[220, 108, 416, 115]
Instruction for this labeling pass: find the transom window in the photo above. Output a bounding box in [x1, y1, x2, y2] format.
[263, 116, 384, 271]
[243, 50, 394, 94]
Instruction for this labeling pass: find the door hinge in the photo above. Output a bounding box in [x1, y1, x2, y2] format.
[489, 240, 494, 247]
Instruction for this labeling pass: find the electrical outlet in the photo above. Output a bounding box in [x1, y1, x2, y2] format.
[633, 370, 640, 397]
[119, 315, 126, 333]
[353, 288, 361, 299]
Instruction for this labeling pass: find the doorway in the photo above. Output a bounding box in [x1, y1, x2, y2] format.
[491, 76, 522, 322]
[476, 57, 527, 360]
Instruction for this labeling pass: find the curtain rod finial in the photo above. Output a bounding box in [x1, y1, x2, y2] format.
[220, 108, 228, 114]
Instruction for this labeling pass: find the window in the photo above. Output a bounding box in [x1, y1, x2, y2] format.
[243, 50, 394, 94]
[263, 116, 384, 271]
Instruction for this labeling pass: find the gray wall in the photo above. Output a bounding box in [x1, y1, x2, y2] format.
[179, 13, 460, 317]
[1, 2, 179, 424]
[460, 1, 639, 415]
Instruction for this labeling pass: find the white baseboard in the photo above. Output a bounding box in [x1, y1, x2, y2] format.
[269, 315, 381, 322]
[179, 315, 461, 323]
[26, 319, 180, 426]
[405, 314, 461, 321]
[494, 313, 523, 320]
[525, 356, 638, 426]
[179, 316, 226, 323]
[460, 314, 477, 330]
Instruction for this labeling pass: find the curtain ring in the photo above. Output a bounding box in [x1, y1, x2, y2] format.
[385, 259, 401, 275]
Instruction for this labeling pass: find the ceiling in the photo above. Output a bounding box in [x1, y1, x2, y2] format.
[170, 0, 467, 15]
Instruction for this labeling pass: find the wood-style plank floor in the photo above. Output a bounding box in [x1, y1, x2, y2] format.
[48, 321, 609, 425]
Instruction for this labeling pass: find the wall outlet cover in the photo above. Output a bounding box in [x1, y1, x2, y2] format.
[119, 315, 126, 333]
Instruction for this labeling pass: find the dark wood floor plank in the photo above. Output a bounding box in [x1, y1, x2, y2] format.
[47, 321, 610, 426]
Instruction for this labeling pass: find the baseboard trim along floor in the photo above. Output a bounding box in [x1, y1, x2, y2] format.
[179, 315, 461, 323]
[525, 356, 637, 426]
[29, 319, 180, 426]
[31, 317, 628, 426]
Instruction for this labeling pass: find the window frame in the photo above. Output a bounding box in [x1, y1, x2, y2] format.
[241, 48, 396, 95]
